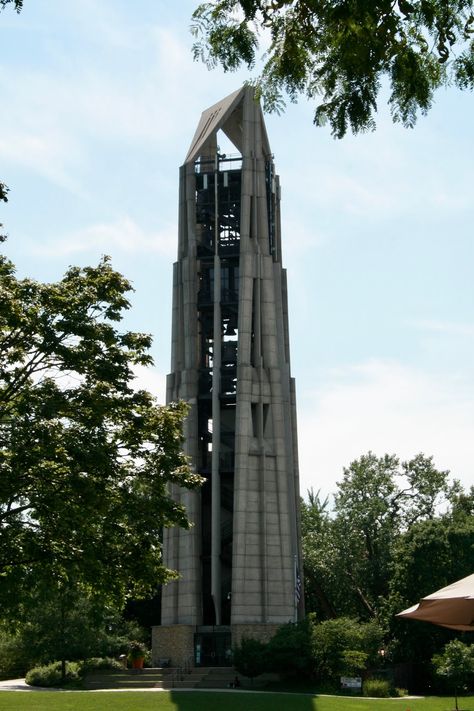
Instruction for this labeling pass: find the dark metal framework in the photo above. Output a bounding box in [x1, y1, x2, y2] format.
[196, 156, 241, 625]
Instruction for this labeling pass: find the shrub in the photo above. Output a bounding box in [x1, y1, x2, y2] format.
[79, 657, 122, 673]
[395, 687, 408, 697]
[363, 678, 390, 697]
[266, 620, 313, 678]
[232, 637, 267, 680]
[26, 657, 123, 687]
[25, 661, 80, 687]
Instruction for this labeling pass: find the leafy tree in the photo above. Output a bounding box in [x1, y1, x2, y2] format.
[310, 616, 383, 683]
[448, 482, 474, 522]
[433, 640, 474, 711]
[300, 489, 338, 618]
[0, 579, 143, 678]
[0, 251, 201, 614]
[302, 452, 452, 623]
[330, 452, 451, 618]
[384, 506, 474, 665]
[191, 1, 474, 137]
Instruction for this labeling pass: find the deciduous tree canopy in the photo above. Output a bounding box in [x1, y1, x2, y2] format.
[191, 0, 474, 137]
[301, 452, 474, 671]
[302, 452, 455, 621]
[0, 250, 201, 612]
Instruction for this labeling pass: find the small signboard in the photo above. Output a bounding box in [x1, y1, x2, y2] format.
[340, 676, 362, 690]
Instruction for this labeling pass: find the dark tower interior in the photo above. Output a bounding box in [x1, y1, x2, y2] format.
[196, 156, 241, 626]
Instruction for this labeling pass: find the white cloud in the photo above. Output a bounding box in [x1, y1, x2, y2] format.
[27, 217, 177, 259]
[297, 359, 474, 502]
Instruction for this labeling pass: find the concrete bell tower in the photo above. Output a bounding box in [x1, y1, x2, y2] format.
[152, 87, 303, 667]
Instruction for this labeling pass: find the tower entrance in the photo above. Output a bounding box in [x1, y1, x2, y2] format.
[194, 627, 232, 667]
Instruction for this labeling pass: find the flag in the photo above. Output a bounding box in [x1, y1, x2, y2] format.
[295, 567, 302, 604]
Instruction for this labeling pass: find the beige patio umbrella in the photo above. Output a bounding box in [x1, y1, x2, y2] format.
[396, 573, 474, 631]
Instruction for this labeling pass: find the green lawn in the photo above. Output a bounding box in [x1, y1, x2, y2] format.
[0, 691, 471, 711]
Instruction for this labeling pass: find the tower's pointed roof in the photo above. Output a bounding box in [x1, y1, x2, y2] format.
[184, 86, 270, 164]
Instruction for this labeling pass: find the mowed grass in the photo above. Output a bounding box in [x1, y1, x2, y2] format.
[0, 691, 472, 711]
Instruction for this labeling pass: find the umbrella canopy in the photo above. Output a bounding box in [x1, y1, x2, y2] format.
[396, 573, 474, 631]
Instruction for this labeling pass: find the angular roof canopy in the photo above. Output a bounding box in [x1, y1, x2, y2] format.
[184, 86, 270, 164]
[396, 573, 474, 631]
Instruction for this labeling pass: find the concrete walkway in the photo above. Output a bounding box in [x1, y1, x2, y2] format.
[0, 679, 168, 692]
[0, 679, 42, 692]
[0, 678, 423, 699]
[0, 679, 247, 694]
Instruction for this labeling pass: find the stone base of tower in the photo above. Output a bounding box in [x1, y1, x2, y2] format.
[152, 624, 194, 668]
[152, 623, 282, 668]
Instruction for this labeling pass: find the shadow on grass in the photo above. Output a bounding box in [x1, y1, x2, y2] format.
[169, 690, 317, 711]
[169, 690, 474, 711]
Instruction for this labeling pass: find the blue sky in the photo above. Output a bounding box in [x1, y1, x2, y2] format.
[1, 0, 473, 501]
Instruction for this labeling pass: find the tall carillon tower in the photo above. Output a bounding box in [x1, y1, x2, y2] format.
[153, 87, 302, 667]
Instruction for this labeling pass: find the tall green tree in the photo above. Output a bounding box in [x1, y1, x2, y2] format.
[302, 452, 454, 622]
[301, 489, 338, 618]
[384, 495, 474, 665]
[191, 1, 474, 137]
[0, 250, 201, 614]
[331, 452, 451, 618]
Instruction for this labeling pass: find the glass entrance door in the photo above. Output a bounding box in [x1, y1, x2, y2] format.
[194, 629, 232, 666]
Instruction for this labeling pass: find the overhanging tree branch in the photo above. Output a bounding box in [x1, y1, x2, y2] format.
[191, 0, 474, 137]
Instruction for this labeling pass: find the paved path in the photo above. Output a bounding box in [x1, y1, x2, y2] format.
[0, 680, 167, 693]
[0, 679, 423, 698]
[0, 679, 42, 692]
[0, 680, 251, 694]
